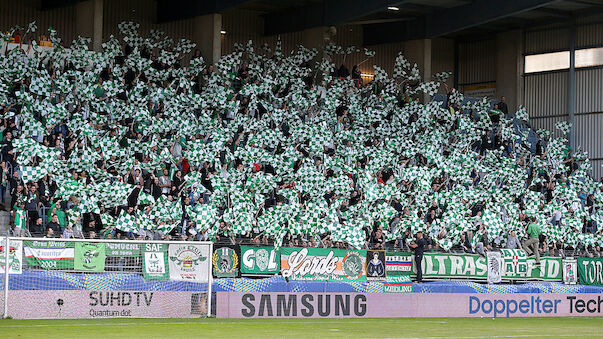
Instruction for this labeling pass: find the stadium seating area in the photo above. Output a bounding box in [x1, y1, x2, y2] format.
[1, 21, 602, 256]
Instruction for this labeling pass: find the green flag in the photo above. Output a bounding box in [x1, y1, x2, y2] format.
[74, 242, 106, 271]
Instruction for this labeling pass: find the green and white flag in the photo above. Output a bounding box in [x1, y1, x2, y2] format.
[74, 242, 106, 271]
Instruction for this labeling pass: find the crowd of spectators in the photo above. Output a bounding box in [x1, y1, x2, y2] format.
[1, 22, 602, 260]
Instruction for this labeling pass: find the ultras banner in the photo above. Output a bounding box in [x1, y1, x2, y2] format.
[280, 247, 367, 281]
[216, 292, 603, 318]
[412, 253, 562, 281]
[23, 240, 74, 270]
[240, 246, 280, 276]
[577, 257, 603, 286]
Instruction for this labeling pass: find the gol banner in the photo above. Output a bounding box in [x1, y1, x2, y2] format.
[240, 246, 280, 275]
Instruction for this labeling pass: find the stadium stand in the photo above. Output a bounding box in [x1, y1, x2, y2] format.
[1, 21, 602, 260]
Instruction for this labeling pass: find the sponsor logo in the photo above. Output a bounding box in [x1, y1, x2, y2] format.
[567, 296, 603, 314]
[240, 294, 367, 317]
[469, 296, 561, 317]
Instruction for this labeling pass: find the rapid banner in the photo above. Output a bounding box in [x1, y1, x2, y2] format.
[106, 243, 141, 257]
[169, 243, 211, 282]
[0, 239, 22, 274]
[74, 242, 106, 272]
[385, 251, 412, 276]
[280, 247, 367, 281]
[500, 249, 527, 277]
[365, 250, 386, 282]
[217, 292, 603, 318]
[240, 246, 280, 275]
[23, 240, 74, 269]
[578, 257, 603, 286]
[413, 253, 562, 281]
[143, 243, 169, 281]
[212, 245, 241, 278]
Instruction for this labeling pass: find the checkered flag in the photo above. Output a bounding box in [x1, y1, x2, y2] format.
[116, 210, 137, 233]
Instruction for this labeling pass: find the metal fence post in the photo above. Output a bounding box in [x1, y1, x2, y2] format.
[3, 234, 9, 318]
[207, 242, 213, 317]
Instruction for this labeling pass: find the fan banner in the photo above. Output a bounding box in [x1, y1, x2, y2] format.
[143, 243, 169, 281]
[280, 247, 367, 281]
[385, 251, 413, 276]
[487, 251, 502, 284]
[23, 240, 74, 270]
[366, 250, 386, 282]
[168, 243, 211, 282]
[74, 242, 106, 272]
[577, 257, 603, 286]
[411, 253, 562, 281]
[0, 239, 22, 274]
[240, 246, 280, 276]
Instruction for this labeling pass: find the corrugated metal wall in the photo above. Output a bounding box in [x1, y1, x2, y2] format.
[458, 39, 497, 86]
[524, 22, 603, 180]
[524, 71, 569, 118]
[525, 27, 569, 54]
[0, 0, 77, 45]
[103, 0, 197, 42]
[575, 68, 603, 114]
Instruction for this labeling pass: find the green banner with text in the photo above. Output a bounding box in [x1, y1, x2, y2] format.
[280, 247, 367, 281]
[578, 257, 603, 286]
[411, 253, 562, 281]
[240, 246, 280, 275]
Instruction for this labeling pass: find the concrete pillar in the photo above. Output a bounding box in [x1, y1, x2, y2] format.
[76, 0, 103, 51]
[405, 39, 432, 102]
[496, 30, 522, 113]
[193, 14, 222, 65]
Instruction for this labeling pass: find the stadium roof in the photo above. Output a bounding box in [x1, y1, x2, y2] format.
[43, 0, 603, 43]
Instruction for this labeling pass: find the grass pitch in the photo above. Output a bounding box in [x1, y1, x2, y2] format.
[1, 317, 602, 338]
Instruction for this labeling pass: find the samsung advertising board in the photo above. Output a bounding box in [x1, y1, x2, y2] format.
[217, 292, 603, 318]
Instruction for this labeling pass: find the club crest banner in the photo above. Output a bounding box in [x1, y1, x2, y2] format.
[280, 247, 367, 281]
[212, 245, 241, 278]
[74, 242, 106, 272]
[169, 243, 210, 282]
[143, 243, 169, 281]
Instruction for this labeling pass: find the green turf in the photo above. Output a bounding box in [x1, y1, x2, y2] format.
[1, 317, 602, 338]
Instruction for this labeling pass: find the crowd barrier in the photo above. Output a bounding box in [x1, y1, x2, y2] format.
[2, 237, 602, 319]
